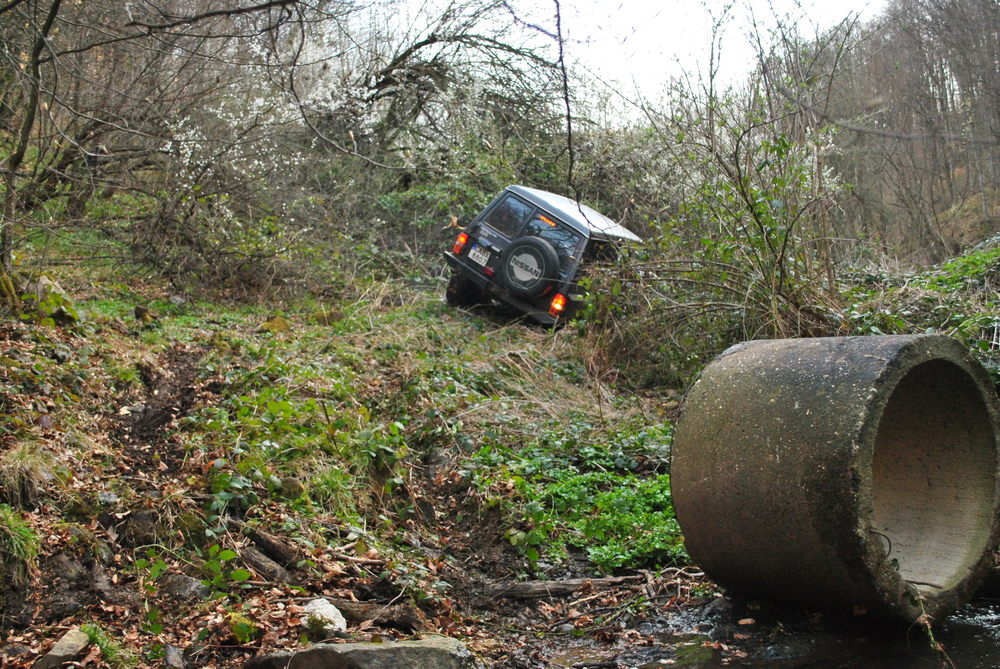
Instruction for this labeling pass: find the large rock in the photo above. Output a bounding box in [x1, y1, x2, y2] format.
[303, 599, 347, 636]
[22, 274, 67, 300]
[164, 643, 185, 669]
[160, 574, 211, 600]
[40, 595, 83, 620]
[244, 637, 485, 669]
[34, 627, 90, 669]
[21, 275, 79, 325]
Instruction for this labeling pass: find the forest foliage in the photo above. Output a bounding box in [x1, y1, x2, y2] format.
[0, 1, 999, 661]
[4, 0, 999, 386]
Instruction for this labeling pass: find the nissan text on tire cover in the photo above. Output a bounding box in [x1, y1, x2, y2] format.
[444, 185, 641, 325]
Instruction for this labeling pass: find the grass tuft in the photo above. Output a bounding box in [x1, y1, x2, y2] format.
[308, 465, 360, 519]
[0, 504, 39, 585]
[0, 442, 53, 507]
[81, 623, 137, 669]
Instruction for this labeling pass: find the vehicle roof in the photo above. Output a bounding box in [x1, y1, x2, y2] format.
[508, 185, 642, 244]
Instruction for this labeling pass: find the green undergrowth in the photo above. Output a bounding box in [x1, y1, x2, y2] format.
[468, 420, 682, 571]
[0, 504, 39, 585]
[81, 623, 137, 669]
[0, 263, 680, 606]
[844, 243, 1000, 381]
[7, 234, 996, 621]
[172, 285, 686, 576]
[0, 265, 684, 591]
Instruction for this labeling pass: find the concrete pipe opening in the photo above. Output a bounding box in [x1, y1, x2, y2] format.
[871, 359, 996, 598]
[672, 335, 1000, 622]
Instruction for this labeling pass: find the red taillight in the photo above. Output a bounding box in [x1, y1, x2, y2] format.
[548, 293, 567, 317]
[453, 232, 469, 254]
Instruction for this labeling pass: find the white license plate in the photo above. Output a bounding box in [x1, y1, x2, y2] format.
[468, 243, 490, 266]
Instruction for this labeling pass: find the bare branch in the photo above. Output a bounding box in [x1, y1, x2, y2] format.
[124, 0, 297, 31]
[0, 0, 28, 15]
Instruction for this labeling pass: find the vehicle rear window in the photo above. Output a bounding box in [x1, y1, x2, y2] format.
[521, 216, 583, 277]
[482, 195, 533, 238]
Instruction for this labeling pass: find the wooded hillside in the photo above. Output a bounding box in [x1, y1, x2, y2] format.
[4, 0, 999, 381]
[1, 1, 999, 666]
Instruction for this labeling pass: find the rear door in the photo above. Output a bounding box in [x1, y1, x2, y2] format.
[465, 193, 535, 274]
[517, 214, 585, 284]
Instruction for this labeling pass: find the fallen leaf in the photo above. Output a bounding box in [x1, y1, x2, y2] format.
[80, 645, 102, 666]
[738, 618, 755, 625]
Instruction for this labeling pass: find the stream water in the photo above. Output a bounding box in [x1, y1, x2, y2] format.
[547, 597, 1000, 669]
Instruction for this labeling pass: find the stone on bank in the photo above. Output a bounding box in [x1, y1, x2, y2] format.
[244, 637, 485, 669]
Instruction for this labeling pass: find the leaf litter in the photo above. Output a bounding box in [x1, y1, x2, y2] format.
[0, 286, 729, 669]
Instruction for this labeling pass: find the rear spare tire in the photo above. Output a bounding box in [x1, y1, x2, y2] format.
[500, 236, 560, 299]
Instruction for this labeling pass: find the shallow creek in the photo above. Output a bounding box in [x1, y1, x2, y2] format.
[541, 597, 1000, 669]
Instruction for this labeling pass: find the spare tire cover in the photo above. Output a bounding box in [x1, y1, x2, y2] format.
[500, 236, 561, 299]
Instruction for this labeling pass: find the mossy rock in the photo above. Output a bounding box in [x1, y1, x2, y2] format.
[62, 497, 97, 522]
[208, 331, 233, 350]
[312, 308, 346, 326]
[275, 476, 306, 501]
[174, 511, 210, 548]
[257, 316, 291, 333]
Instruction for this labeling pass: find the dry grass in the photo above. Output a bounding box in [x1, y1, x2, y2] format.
[0, 442, 54, 508]
[307, 463, 362, 519]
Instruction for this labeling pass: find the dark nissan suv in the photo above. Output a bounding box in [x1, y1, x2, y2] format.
[444, 185, 641, 325]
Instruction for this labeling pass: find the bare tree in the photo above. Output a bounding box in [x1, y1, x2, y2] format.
[0, 0, 317, 298]
[750, 0, 1000, 261]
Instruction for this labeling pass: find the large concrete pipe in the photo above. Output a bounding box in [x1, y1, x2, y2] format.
[672, 335, 1000, 622]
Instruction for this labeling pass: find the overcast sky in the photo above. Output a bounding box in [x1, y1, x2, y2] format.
[558, 0, 888, 96]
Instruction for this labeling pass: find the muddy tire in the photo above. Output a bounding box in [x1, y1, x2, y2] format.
[499, 236, 560, 299]
[446, 272, 485, 307]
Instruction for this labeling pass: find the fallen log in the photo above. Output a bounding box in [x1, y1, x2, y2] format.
[229, 519, 299, 568]
[485, 576, 643, 599]
[241, 546, 300, 586]
[324, 598, 432, 632]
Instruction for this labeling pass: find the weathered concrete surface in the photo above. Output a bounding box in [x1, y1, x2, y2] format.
[244, 637, 486, 669]
[672, 335, 1000, 622]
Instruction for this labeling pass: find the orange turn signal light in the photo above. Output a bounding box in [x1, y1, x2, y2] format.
[548, 293, 567, 317]
[453, 232, 469, 254]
